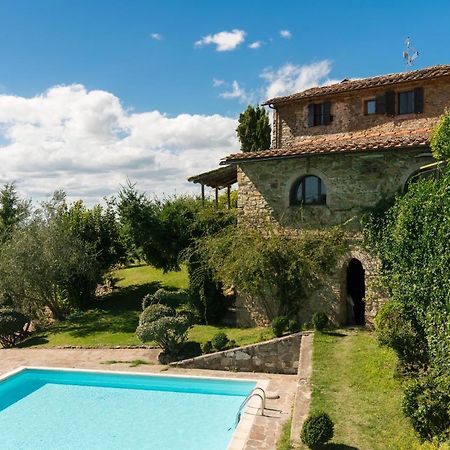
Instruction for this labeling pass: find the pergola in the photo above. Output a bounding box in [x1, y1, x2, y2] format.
[187, 165, 237, 208]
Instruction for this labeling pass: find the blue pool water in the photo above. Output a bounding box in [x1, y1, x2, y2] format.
[0, 368, 255, 450]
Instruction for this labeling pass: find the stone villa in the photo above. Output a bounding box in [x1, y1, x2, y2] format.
[189, 65, 450, 327]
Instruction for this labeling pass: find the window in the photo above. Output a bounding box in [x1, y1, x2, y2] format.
[365, 99, 376, 115]
[290, 175, 326, 206]
[398, 90, 415, 115]
[308, 102, 332, 127]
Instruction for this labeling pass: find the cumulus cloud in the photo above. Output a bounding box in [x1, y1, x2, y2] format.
[261, 60, 339, 99]
[248, 40, 264, 49]
[0, 85, 239, 204]
[150, 33, 163, 40]
[195, 29, 246, 52]
[218, 81, 255, 104]
[280, 30, 292, 39]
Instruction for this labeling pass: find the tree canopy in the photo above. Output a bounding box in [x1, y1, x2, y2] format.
[236, 105, 271, 152]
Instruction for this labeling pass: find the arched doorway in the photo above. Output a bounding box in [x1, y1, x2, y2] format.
[346, 259, 365, 325]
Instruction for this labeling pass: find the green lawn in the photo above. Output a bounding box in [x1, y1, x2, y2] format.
[307, 329, 419, 450]
[20, 264, 270, 348]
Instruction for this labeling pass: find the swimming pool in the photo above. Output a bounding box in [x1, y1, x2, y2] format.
[0, 367, 257, 450]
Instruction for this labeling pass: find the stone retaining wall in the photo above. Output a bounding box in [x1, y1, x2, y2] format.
[169, 333, 302, 374]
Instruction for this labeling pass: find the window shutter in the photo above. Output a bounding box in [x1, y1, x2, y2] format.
[414, 87, 424, 113]
[375, 94, 386, 114]
[322, 101, 332, 125]
[308, 104, 315, 127]
[385, 91, 396, 116]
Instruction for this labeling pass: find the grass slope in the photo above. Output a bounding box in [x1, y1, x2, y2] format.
[308, 329, 418, 450]
[20, 264, 270, 348]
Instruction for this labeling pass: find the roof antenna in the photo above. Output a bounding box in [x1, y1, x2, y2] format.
[403, 36, 419, 70]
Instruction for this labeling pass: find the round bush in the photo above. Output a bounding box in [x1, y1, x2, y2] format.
[312, 312, 329, 331]
[272, 316, 288, 337]
[402, 372, 450, 441]
[202, 340, 213, 354]
[142, 288, 187, 310]
[139, 304, 175, 326]
[288, 319, 301, 334]
[211, 332, 229, 351]
[0, 308, 29, 348]
[136, 315, 190, 354]
[301, 412, 334, 448]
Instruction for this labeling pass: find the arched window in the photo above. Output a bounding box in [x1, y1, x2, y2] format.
[290, 175, 326, 206]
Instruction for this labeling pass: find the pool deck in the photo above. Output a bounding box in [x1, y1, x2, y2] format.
[0, 348, 300, 450]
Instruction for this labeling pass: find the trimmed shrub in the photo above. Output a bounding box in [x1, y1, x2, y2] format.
[301, 412, 334, 448]
[312, 312, 329, 331]
[288, 319, 301, 334]
[402, 372, 450, 442]
[177, 303, 201, 326]
[202, 340, 213, 354]
[211, 332, 229, 351]
[272, 316, 288, 337]
[136, 304, 190, 355]
[142, 288, 187, 310]
[139, 304, 175, 325]
[0, 308, 29, 348]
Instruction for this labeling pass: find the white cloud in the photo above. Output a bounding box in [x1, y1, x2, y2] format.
[195, 29, 246, 52]
[261, 60, 339, 99]
[280, 30, 292, 39]
[212, 78, 225, 87]
[0, 85, 239, 204]
[150, 33, 162, 40]
[218, 81, 254, 104]
[248, 40, 264, 49]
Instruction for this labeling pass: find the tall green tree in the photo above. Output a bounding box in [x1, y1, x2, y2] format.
[236, 105, 271, 152]
[0, 183, 30, 241]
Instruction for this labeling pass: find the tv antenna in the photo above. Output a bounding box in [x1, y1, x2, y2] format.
[403, 36, 419, 70]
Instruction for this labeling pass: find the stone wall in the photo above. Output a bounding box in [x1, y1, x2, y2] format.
[170, 332, 303, 374]
[274, 77, 450, 148]
[237, 148, 433, 231]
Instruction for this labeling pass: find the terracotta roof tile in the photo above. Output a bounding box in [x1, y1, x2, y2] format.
[222, 123, 435, 164]
[262, 65, 450, 106]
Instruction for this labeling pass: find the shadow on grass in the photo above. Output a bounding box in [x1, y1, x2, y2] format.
[323, 331, 348, 337]
[19, 277, 191, 346]
[18, 336, 49, 347]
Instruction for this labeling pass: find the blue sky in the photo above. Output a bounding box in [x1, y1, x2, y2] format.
[0, 0, 449, 202]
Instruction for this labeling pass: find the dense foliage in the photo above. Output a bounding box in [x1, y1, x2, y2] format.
[211, 332, 229, 351]
[0, 308, 29, 348]
[0, 183, 30, 242]
[430, 110, 450, 160]
[272, 316, 288, 337]
[136, 303, 191, 355]
[300, 412, 334, 448]
[312, 312, 329, 332]
[141, 288, 188, 310]
[0, 208, 99, 319]
[236, 105, 271, 152]
[198, 225, 347, 321]
[363, 161, 450, 441]
[118, 183, 236, 323]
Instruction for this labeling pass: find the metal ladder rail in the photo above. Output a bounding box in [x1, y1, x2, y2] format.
[235, 387, 266, 426]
